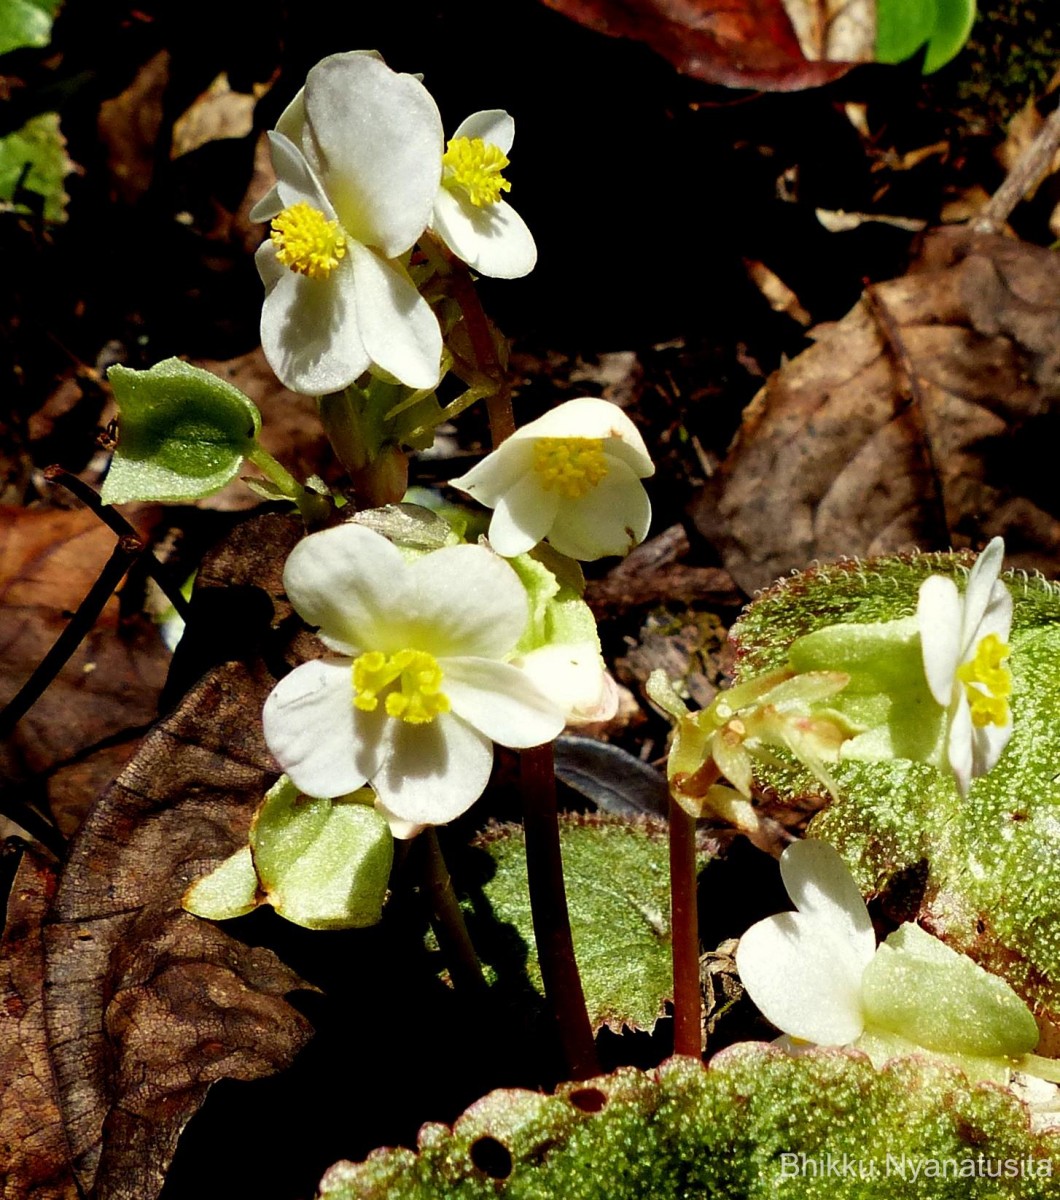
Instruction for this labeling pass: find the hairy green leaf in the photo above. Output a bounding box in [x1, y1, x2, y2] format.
[319, 1047, 1060, 1199]
[0, 0, 61, 54]
[0, 112, 70, 222]
[468, 815, 679, 1032]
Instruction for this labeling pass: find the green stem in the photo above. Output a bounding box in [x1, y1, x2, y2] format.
[421, 828, 486, 993]
[521, 743, 600, 1080]
[669, 792, 703, 1058]
[245, 443, 329, 524]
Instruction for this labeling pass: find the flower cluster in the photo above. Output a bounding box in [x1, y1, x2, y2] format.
[253, 52, 536, 397]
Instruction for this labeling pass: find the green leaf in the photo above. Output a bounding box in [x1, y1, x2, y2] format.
[862, 923, 1039, 1058]
[730, 553, 1060, 1027]
[182, 846, 260, 920]
[0, 112, 71, 222]
[0, 0, 61, 55]
[922, 0, 977, 74]
[102, 358, 262, 504]
[319, 1047, 1060, 1199]
[874, 0, 976, 73]
[467, 815, 686, 1033]
[876, 0, 937, 64]
[250, 778, 393, 930]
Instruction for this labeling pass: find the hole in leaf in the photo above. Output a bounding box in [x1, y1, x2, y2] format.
[469, 1136, 513, 1179]
[569, 1086, 607, 1113]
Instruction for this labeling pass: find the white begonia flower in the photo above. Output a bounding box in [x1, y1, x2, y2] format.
[430, 110, 537, 279]
[261, 524, 566, 828]
[917, 537, 1013, 796]
[251, 51, 444, 395]
[449, 398, 655, 561]
[510, 642, 619, 725]
[736, 840, 876, 1046]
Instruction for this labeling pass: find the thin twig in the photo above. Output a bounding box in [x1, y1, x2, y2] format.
[521, 743, 600, 1080]
[45, 467, 192, 621]
[668, 793, 702, 1057]
[0, 536, 141, 742]
[973, 104, 1060, 235]
[420, 828, 486, 993]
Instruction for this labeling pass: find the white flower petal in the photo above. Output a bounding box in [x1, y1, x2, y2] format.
[947, 691, 975, 796]
[971, 716, 1013, 780]
[282, 524, 408, 652]
[780, 840, 876, 967]
[304, 52, 442, 256]
[509, 398, 654, 478]
[443, 657, 565, 747]
[545, 457, 651, 561]
[917, 574, 962, 708]
[374, 797, 425, 841]
[736, 911, 867, 1045]
[978, 580, 1013, 646]
[349, 243, 442, 390]
[262, 658, 384, 798]
[487, 471, 560, 557]
[371, 713, 493, 826]
[402, 544, 528, 658]
[257, 244, 369, 396]
[432, 189, 536, 280]
[265, 131, 336, 218]
[449, 439, 535, 507]
[451, 109, 515, 155]
[960, 537, 1006, 651]
[511, 643, 612, 722]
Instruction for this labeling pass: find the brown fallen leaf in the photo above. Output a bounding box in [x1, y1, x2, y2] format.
[694, 229, 1060, 594]
[0, 848, 78, 1200]
[97, 51, 169, 206]
[537, 0, 855, 91]
[42, 513, 313, 1200]
[0, 506, 170, 837]
[171, 72, 270, 159]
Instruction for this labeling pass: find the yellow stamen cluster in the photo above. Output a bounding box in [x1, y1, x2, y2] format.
[352, 649, 451, 725]
[442, 136, 511, 207]
[532, 437, 609, 500]
[270, 202, 347, 280]
[957, 633, 1012, 728]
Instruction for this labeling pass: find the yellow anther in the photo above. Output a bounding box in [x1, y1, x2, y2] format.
[957, 633, 1012, 728]
[532, 437, 609, 500]
[352, 648, 450, 725]
[270, 202, 347, 280]
[442, 136, 511, 207]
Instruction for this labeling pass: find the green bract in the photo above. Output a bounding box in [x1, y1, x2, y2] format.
[102, 358, 262, 504]
[862, 923, 1039, 1059]
[183, 777, 394, 931]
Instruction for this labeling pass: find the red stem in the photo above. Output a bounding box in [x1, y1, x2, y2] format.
[668, 794, 702, 1057]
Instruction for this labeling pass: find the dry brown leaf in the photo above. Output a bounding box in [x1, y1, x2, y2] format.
[0, 506, 170, 836]
[0, 849, 78, 1200]
[97, 51, 169, 205]
[537, 0, 854, 92]
[42, 513, 313, 1200]
[171, 72, 269, 159]
[779, 0, 873, 63]
[694, 230, 1060, 594]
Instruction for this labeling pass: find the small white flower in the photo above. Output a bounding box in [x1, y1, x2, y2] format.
[917, 537, 1013, 796]
[449, 397, 654, 561]
[262, 524, 565, 828]
[252, 52, 444, 395]
[430, 110, 536, 279]
[736, 840, 876, 1046]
